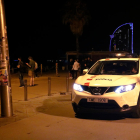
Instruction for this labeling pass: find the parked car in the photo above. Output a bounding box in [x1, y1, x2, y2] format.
[72, 53, 140, 118]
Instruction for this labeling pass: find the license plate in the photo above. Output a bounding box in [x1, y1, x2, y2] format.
[87, 98, 108, 103]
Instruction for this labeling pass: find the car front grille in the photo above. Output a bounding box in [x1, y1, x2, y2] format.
[81, 85, 118, 95]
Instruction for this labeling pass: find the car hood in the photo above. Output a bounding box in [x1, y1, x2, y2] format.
[75, 74, 139, 87]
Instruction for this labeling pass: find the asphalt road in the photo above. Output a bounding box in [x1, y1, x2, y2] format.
[36, 95, 140, 140]
[1, 94, 140, 140]
[1, 72, 140, 140]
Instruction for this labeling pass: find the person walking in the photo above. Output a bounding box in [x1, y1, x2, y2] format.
[72, 59, 80, 79]
[34, 61, 39, 78]
[86, 57, 91, 69]
[68, 58, 74, 79]
[80, 59, 86, 75]
[17, 57, 24, 87]
[26, 56, 35, 86]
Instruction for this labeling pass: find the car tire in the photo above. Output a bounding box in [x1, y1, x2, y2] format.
[132, 95, 140, 118]
[72, 103, 78, 113]
[72, 103, 82, 117]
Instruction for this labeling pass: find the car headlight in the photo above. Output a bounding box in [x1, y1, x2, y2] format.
[115, 83, 136, 93]
[73, 83, 83, 92]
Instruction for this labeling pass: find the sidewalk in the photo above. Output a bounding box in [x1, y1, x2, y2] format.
[0, 70, 75, 127]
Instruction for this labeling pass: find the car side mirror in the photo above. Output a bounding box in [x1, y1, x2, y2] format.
[83, 69, 88, 74]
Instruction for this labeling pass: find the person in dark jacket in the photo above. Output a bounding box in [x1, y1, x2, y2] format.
[68, 58, 74, 79]
[17, 57, 24, 87]
[80, 59, 86, 75]
[26, 56, 35, 86]
[86, 57, 91, 69]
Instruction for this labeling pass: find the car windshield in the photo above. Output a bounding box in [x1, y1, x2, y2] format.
[88, 60, 139, 75]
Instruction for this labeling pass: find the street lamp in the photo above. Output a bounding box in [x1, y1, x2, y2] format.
[109, 23, 133, 53]
[0, 0, 13, 117]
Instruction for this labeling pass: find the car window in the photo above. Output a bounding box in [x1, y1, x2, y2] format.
[88, 60, 139, 75]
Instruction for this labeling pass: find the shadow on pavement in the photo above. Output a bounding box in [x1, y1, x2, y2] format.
[27, 84, 38, 87]
[75, 113, 125, 121]
[36, 95, 138, 121]
[36, 95, 75, 118]
[75, 111, 140, 123]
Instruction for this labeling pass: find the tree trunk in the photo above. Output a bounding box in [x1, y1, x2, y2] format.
[76, 36, 79, 59]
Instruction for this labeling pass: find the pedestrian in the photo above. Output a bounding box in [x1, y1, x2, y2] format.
[86, 57, 91, 69]
[80, 59, 86, 75]
[90, 59, 93, 68]
[26, 56, 35, 86]
[34, 61, 39, 78]
[17, 57, 24, 87]
[68, 58, 74, 79]
[72, 59, 80, 79]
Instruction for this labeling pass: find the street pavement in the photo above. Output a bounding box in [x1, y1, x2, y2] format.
[1, 70, 140, 140]
[0, 70, 74, 127]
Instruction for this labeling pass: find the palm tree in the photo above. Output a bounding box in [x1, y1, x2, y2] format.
[62, 0, 91, 58]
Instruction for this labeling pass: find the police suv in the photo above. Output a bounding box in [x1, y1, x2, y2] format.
[72, 53, 140, 118]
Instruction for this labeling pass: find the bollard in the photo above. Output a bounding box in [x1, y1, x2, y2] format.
[24, 79, 27, 101]
[66, 76, 69, 92]
[56, 63, 58, 76]
[41, 64, 42, 76]
[48, 77, 51, 96]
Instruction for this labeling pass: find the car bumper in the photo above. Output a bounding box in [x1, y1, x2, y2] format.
[72, 88, 139, 108]
[72, 101, 137, 114]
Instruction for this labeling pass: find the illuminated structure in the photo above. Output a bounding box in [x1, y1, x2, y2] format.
[109, 23, 133, 53]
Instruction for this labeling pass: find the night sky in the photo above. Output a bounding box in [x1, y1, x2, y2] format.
[3, 1, 140, 63]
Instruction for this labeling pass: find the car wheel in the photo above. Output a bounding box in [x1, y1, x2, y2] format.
[72, 103, 82, 117]
[72, 103, 78, 113]
[132, 96, 140, 118]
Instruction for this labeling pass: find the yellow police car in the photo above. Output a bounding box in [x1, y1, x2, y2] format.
[72, 53, 140, 118]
